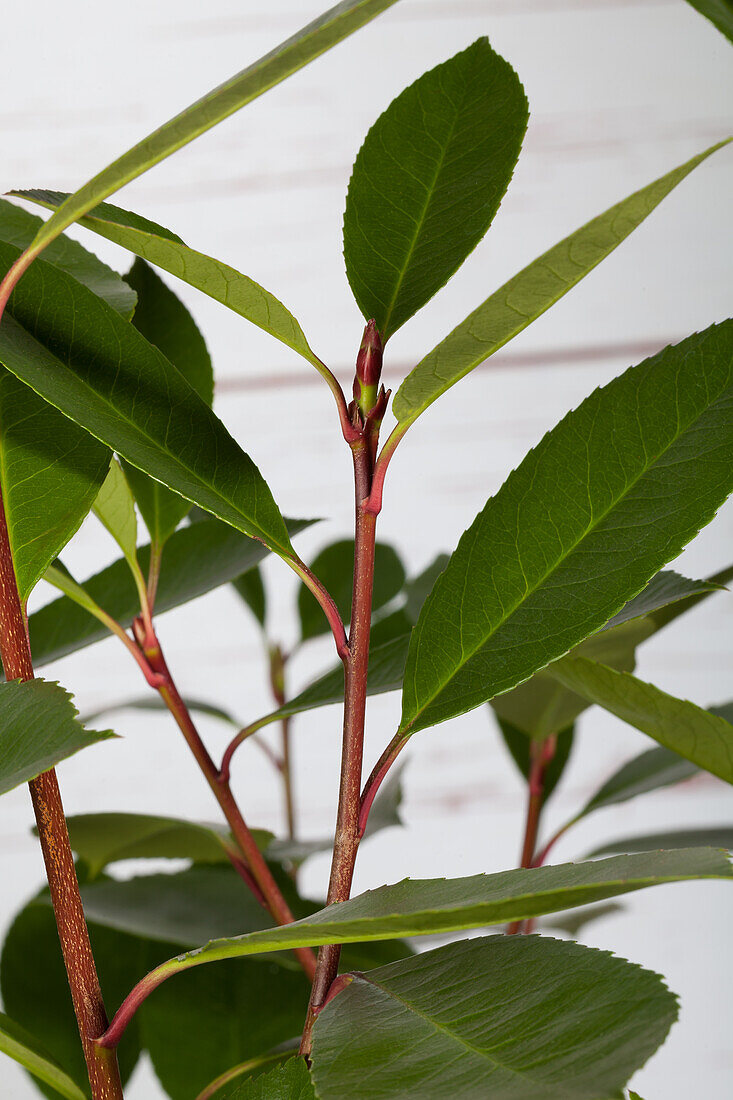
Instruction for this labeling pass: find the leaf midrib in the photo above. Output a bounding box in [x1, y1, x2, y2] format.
[360, 972, 574, 1097]
[377, 63, 474, 337]
[403, 369, 729, 731]
[3, 310, 291, 558]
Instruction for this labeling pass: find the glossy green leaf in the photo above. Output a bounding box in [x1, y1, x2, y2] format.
[228, 1059, 315, 1100]
[0, 371, 110, 602]
[92, 459, 139, 570]
[549, 658, 733, 784]
[399, 321, 733, 737]
[0, 244, 292, 557]
[685, 1, 733, 42]
[28, 517, 312, 668]
[298, 539, 405, 640]
[16, 1, 401, 262]
[18, 192, 324, 376]
[121, 259, 213, 544]
[139, 849, 731, 983]
[497, 719, 574, 803]
[0, 680, 114, 796]
[590, 827, 733, 858]
[311, 936, 676, 1100]
[141, 965, 309, 1100]
[0, 895, 152, 1099]
[579, 746, 699, 819]
[393, 140, 731, 425]
[233, 566, 267, 629]
[0, 1012, 86, 1100]
[344, 39, 527, 339]
[490, 619, 652, 741]
[64, 813, 242, 877]
[0, 198, 135, 317]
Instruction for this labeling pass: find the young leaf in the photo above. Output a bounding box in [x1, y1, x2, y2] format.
[12, 1, 401, 265]
[497, 719, 574, 803]
[0, 371, 110, 602]
[92, 459, 139, 570]
[64, 813, 239, 877]
[548, 658, 733, 784]
[590, 827, 733, 858]
[0, 198, 135, 318]
[311, 936, 676, 1100]
[684, 0, 733, 42]
[227, 1058, 315, 1100]
[28, 517, 313, 668]
[0, 1012, 87, 1100]
[121, 259, 213, 544]
[0, 896, 152, 1098]
[343, 38, 528, 339]
[392, 140, 731, 425]
[0, 244, 293, 556]
[142, 966, 311, 1100]
[399, 321, 733, 737]
[0, 680, 115, 796]
[17, 191, 325, 375]
[133, 849, 732, 981]
[297, 539, 405, 641]
[578, 746, 699, 819]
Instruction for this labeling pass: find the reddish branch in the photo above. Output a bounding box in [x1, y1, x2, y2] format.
[0, 486, 123, 1100]
[507, 735, 557, 935]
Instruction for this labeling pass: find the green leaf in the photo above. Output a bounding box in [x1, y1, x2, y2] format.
[18, 192, 324, 376]
[548, 658, 733, 784]
[142, 849, 731, 981]
[233, 566, 267, 629]
[17, 1, 401, 262]
[497, 719, 574, 803]
[603, 569, 721, 630]
[403, 554, 449, 623]
[0, 680, 115, 796]
[578, 746, 699, 819]
[393, 140, 731, 425]
[64, 813, 241, 877]
[28, 517, 313, 668]
[82, 695, 241, 728]
[0, 895, 151, 1099]
[92, 459, 139, 569]
[298, 539, 405, 640]
[399, 321, 733, 737]
[0, 371, 110, 602]
[0, 198, 135, 317]
[0, 244, 292, 557]
[590, 827, 733, 858]
[311, 936, 676, 1100]
[121, 259, 213, 544]
[490, 619, 652, 741]
[344, 38, 527, 339]
[646, 562, 733, 632]
[141, 965, 310, 1100]
[79, 867, 286, 948]
[684, 1, 733, 42]
[0, 1012, 87, 1100]
[228, 1059, 315, 1100]
[541, 901, 624, 938]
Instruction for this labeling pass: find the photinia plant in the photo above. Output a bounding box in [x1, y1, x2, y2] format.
[0, 2, 731, 1098]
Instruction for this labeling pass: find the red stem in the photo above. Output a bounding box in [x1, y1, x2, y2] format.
[507, 736, 557, 935]
[0, 486, 123, 1099]
[136, 624, 315, 981]
[301, 438, 378, 1053]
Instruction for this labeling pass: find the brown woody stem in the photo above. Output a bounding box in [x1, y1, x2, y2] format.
[0, 484, 123, 1099]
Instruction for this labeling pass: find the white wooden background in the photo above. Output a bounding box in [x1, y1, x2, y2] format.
[1, 1, 732, 1097]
